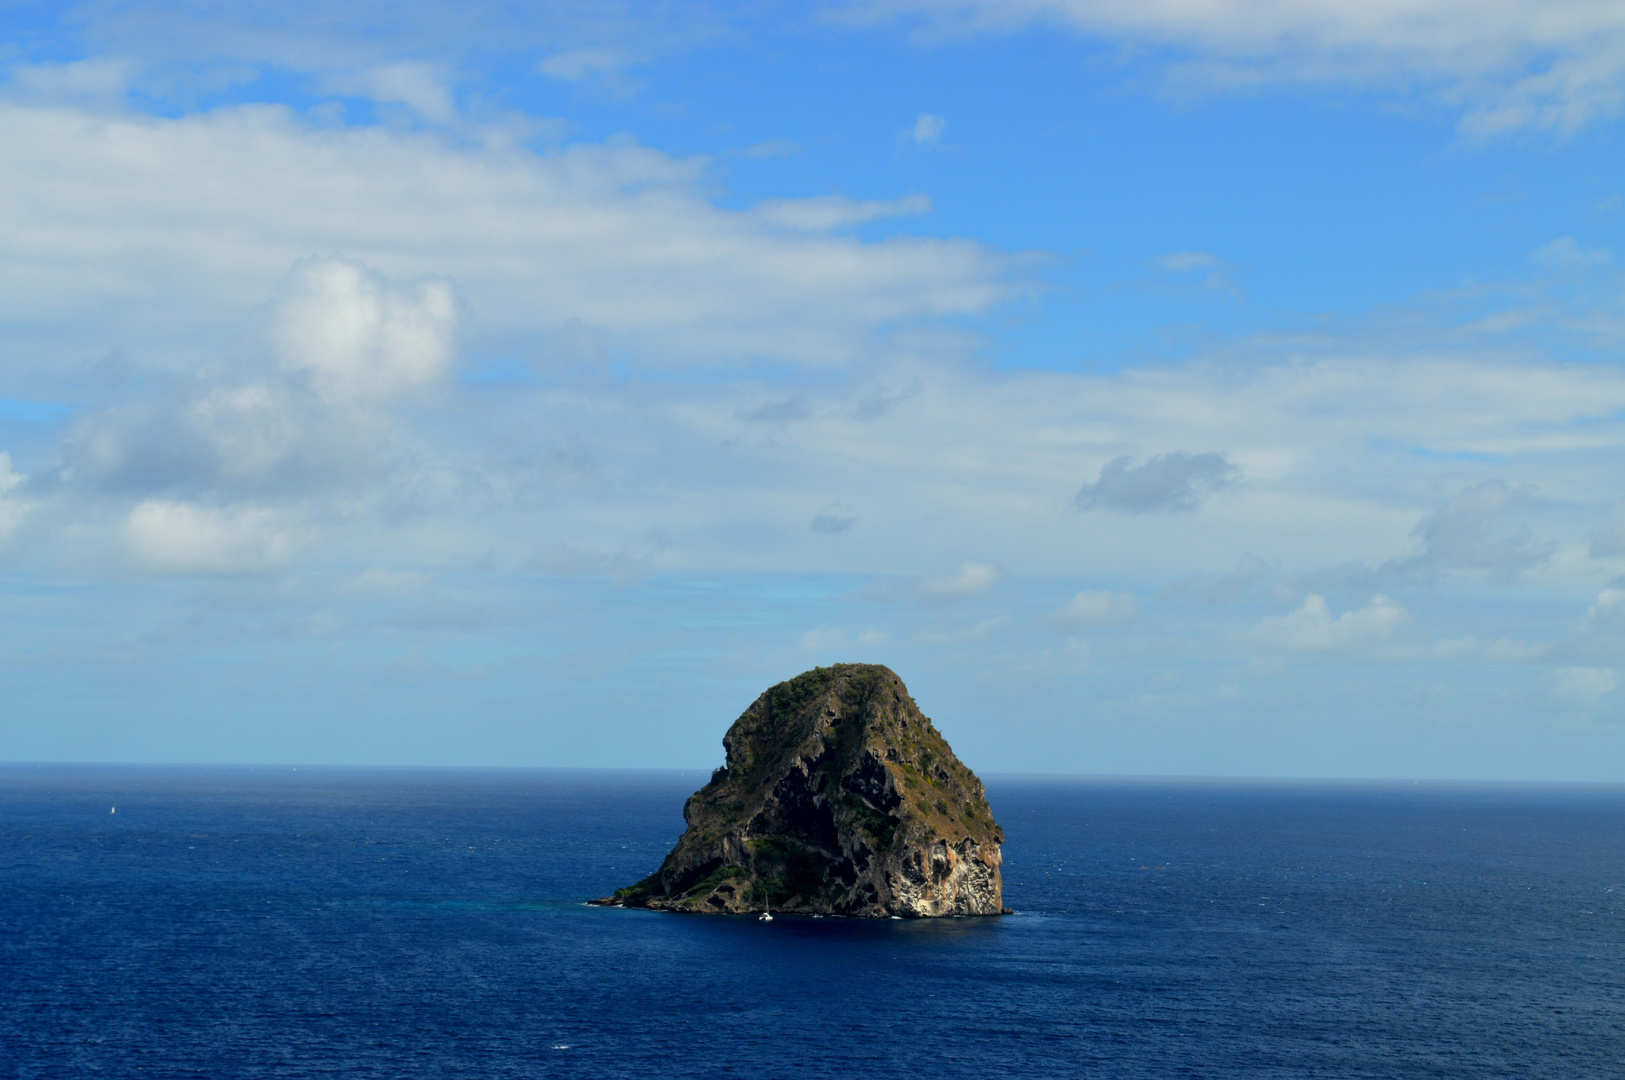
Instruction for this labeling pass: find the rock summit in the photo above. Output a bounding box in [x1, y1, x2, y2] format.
[600, 663, 1005, 918]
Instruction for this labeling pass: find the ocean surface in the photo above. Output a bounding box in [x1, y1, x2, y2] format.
[3, 766, 1623, 1078]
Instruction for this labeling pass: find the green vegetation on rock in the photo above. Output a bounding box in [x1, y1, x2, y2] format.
[599, 663, 1005, 918]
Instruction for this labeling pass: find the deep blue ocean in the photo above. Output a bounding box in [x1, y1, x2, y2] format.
[3, 766, 1624, 1078]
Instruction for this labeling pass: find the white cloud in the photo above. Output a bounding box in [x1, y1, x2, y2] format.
[1532, 236, 1612, 268]
[11, 247, 1625, 593]
[1479, 587, 1625, 669]
[501, 348, 1625, 583]
[1486, 637, 1546, 663]
[24, 257, 471, 577]
[1570, 588, 1625, 648]
[801, 626, 891, 651]
[1249, 593, 1409, 653]
[857, 0, 1625, 134]
[1044, 589, 1138, 628]
[48, 257, 444, 509]
[918, 561, 999, 601]
[908, 113, 946, 144]
[741, 139, 801, 159]
[271, 257, 457, 404]
[1552, 665, 1616, 703]
[322, 63, 458, 124]
[8, 59, 133, 103]
[538, 48, 630, 82]
[0, 453, 29, 550]
[754, 193, 933, 231]
[42, 0, 712, 101]
[911, 615, 1008, 643]
[1156, 251, 1221, 272]
[0, 101, 1019, 373]
[345, 567, 428, 595]
[121, 500, 303, 575]
[536, 48, 643, 95]
[1149, 250, 1241, 298]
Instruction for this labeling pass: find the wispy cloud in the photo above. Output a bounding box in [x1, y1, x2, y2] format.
[1155, 251, 1220, 273]
[1552, 665, 1617, 703]
[917, 561, 999, 602]
[537, 48, 643, 96]
[1532, 236, 1612, 269]
[907, 112, 946, 144]
[0, 101, 1021, 372]
[740, 139, 801, 159]
[854, 0, 1625, 135]
[754, 193, 932, 231]
[1043, 589, 1138, 629]
[322, 62, 458, 123]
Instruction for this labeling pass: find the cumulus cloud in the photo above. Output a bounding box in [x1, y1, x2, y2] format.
[121, 500, 304, 575]
[49, 257, 446, 507]
[1249, 593, 1409, 654]
[26, 257, 465, 576]
[1043, 589, 1138, 629]
[1075, 451, 1239, 513]
[855, 0, 1625, 134]
[270, 258, 457, 404]
[14, 288, 1625, 588]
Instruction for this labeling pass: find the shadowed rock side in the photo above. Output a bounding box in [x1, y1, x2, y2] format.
[602, 664, 1005, 918]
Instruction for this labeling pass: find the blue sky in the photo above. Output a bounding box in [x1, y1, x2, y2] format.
[3, 0, 1625, 778]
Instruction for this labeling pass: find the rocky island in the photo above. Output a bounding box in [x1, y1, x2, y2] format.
[596, 663, 1006, 918]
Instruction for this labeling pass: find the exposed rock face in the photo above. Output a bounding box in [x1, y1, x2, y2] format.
[608, 664, 1005, 918]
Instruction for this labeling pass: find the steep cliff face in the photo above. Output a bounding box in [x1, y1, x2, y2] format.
[605, 664, 1005, 918]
